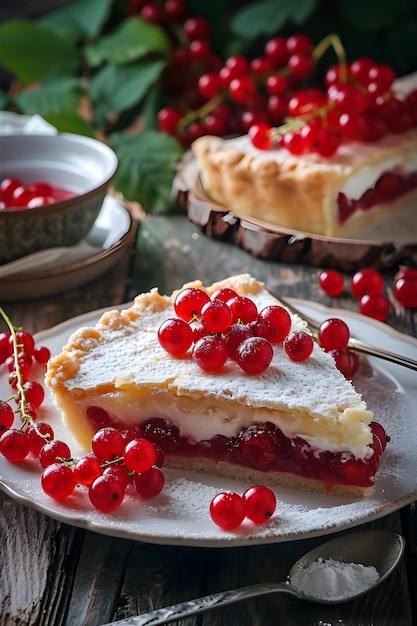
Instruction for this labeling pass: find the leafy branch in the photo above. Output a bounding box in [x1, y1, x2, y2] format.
[0, 0, 415, 212]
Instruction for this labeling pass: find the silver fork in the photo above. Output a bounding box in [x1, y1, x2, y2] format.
[267, 289, 417, 372]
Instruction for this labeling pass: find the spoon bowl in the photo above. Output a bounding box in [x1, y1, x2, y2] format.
[100, 529, 404, 626]
[288, 528, 404, 603]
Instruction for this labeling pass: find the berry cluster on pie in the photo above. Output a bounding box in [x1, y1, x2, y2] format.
[45, 274, 387, 497]
[191, 73, 417, 239]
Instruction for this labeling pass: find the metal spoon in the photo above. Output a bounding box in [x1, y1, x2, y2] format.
[101, 529, 404, 626]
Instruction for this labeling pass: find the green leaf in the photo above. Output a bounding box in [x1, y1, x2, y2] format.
[86, 17, 170, 67]
[290, 0, 317, 25]
[37, 0, 113, 39]
[110, 131, 184, 212]
[41, 113, 96, 137]
[15, 77, 85, 116]
[231, 0, 316, 38]
[90, 58, 167, 125]
[0, 21, 81, 87]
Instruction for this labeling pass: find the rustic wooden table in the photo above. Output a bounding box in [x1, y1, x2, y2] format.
[1, 214, 416, 626]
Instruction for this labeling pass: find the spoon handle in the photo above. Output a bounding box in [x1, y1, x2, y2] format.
[100, 582, 297, 626]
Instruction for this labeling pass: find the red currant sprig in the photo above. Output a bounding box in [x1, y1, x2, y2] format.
[158, 286, 317, 374]
[0, 307, 166, 513]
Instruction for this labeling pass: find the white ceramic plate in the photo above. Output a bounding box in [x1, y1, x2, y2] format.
[0, 195, 136, 300]
[0, 301, 416, 547]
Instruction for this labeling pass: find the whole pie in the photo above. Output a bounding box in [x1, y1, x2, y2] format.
[45, 274, 387, 497]
[192, 74, 417, 239]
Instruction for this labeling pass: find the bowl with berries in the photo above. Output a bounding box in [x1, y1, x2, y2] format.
[0, 133, 118, 264]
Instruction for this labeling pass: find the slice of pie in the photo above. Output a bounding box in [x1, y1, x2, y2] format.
[192, 73, 417, 239]
[45, 274, 387, 497]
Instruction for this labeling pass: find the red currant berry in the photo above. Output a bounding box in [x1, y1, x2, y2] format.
[192, 321, 209, 342]
[158, 317, 194, 357]
[211, 288, 238, 302]
[0, 428, 30, 462]
[319, 269, 344, 296]
[236, 336, 273, 375]
[39, 439, 72, 468]
[26, 421, 54, 456]
[229, 76, 257, 104]
[248, 123, 273, 150]
[209, 491, 246, 530]
[283, 131, 305, 156]
[0, 400, 14, 432]
[41, 462, 76, 500]
[33, 345, 51, 365]
[251, 56, 274, 76]
[74, 454, 102, 485]
[91, 427, 125, 462]
[22, 380, 45, 408]
[11, 330, 35, 356]
[133, 466, 165, 498]
[184, 16, 210, 41]
[192, 335, 228, 372]
[255, 305, 292, 343]
[200, 299, 233, 333]
[189, 39, 211, 60]
[0, 331, 12, 364]
[265, 36, 288, 66]
[198, 72, 223, 99]
[89, 474, 125, 513]
[141, 3, 166, 23]
[0, 177, 24, 202]
[283, 331, 314, 361]
[227, 296, 258, 324]
[286, 33, 312, 55]
[351, 268, 384, 299]
[157, 107, 182, 135]
[318, 318, 350, 351]
[103, 464, 131, 489]
[329, 349, 359, 379]
[174, 287, 210, 321]
[164, 0, 187, 20]
[393, 271, 417, 308]
[359, 293, 390, 321]
[123, 438, 157, 473]
[222, 323, 253, 359]
[242, 484, 276, 524]
[19, 401, 37, 421]
[287, 53, 314, 79]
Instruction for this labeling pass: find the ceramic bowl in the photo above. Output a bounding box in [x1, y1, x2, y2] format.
[0, 133, 118, 264]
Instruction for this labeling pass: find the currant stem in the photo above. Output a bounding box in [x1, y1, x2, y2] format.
[178, 93, 224, 131]
[0, 306, 32, 423]
[312, 33, 347, 81]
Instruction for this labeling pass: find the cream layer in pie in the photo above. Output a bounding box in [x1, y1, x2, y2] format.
[45, 274, 386, 496]
[192, 74, 417, 238]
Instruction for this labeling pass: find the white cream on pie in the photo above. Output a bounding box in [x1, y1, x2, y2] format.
[45, 274, 386, 497]
[192, 73, 417, 239]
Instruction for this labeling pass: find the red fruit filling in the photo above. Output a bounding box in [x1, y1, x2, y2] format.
[87, 407, 387, 490]
[337, 169, 417, 224]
